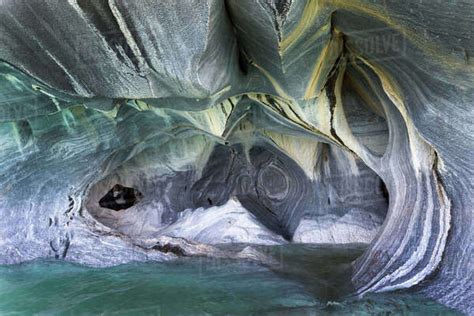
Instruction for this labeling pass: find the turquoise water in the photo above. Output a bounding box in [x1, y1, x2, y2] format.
[0, 245, 461, 315]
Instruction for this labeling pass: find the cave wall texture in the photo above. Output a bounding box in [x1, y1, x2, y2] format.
[0, 0, 472, 314]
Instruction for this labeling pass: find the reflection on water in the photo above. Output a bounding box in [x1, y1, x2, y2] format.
[0, 244, 460, 315]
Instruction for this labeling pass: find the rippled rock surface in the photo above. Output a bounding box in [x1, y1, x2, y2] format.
[0, 0, 472, 314]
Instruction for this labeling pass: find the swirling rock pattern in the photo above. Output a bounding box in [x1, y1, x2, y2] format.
[0, 0, 472, 314]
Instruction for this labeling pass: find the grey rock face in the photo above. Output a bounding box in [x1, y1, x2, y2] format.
[0, 0, 472, 314]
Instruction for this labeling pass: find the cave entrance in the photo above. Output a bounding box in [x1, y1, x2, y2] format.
[292, 143, 389, 244]
[85, 141, 389, 248]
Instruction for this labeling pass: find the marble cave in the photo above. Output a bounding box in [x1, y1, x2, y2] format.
[0, 0, 472, 314]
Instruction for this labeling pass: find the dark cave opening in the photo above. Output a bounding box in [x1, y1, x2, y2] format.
[98, 184, 143, 211]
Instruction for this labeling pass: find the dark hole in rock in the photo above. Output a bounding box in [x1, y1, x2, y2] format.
[207, 198, 213, 205]
[98, 184, 143, 211]
[152, 243, 186, 256]
[379, 180, 389, 204]
[237, 47, 249, 75]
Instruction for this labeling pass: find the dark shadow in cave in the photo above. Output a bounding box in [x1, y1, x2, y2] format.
[98, 184, 143, 211]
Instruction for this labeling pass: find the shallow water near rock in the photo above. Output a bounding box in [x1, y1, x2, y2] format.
[0, 245, 461, 315]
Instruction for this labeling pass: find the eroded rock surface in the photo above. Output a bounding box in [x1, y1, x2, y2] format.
[0, 0, 472, 314]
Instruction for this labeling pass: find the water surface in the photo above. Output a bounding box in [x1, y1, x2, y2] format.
[0, 244, 460, 315]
